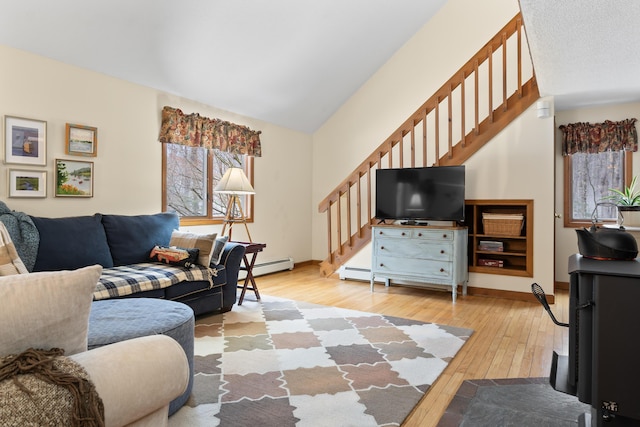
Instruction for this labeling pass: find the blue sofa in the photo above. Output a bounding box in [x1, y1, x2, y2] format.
[24, 212, 244, 316]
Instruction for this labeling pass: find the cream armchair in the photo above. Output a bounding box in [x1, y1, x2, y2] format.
[0, 265, 189, 427]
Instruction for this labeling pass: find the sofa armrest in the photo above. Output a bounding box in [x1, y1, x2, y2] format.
[216, 242, 246, 311]
[70, 334, 189, 427]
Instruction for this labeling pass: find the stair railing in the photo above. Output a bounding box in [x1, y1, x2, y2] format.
[317, 13, 539, 276]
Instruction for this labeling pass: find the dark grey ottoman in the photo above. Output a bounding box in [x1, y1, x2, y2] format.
[88, 298, 194, 416]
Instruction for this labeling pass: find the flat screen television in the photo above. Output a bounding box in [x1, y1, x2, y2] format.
[375, 165, 465, 223]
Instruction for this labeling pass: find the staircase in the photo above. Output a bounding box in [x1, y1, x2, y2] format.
[317, 13, 540, 276]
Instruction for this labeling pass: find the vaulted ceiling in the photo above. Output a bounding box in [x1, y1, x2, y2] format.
[0, 0, 446, 133]
[0, 1, 637, 134]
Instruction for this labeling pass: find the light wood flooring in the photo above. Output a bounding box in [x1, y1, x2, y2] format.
[248, 264, 569, 427]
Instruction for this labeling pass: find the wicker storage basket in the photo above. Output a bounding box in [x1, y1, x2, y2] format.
[482, 213, 524, 236]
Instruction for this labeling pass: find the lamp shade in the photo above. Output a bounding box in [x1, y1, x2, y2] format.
[214, 168, 255, 194]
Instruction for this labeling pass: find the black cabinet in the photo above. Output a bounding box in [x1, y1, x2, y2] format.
[552, 255, 640, 426]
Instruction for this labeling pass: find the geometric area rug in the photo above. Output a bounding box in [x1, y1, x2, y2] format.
[169, 295, 474, 427]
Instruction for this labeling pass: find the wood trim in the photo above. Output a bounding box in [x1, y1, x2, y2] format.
[294, 260, 321, 268]
[563, 151, 633, 228]
[466, 285, 554, 304]
[555, 281, 569, 291]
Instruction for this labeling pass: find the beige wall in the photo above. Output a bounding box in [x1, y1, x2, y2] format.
[1, 0, 568, 293]
[310, 0, 557, 296]
[0, 44, 313, 265]
[554, 102, 640, 283]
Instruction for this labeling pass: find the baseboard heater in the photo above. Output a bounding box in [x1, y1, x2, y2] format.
[339, 266, 386, 283]
[238, 257, 294, 279]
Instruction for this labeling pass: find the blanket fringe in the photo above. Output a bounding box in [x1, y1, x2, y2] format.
[0, 348, 105, 427]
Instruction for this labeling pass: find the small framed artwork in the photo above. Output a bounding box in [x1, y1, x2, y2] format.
[4, 116, 47, 166]
[55, 158, 93, 197]
[66, 123, 97, 157]
[8, 169, 47, 198]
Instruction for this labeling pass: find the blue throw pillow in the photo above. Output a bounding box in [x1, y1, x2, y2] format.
[101, 212, 179, 266]
[31, 214, 114, 271]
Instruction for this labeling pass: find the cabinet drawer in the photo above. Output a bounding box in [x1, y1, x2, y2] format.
[375, 240, 453, 261]
[412, 229, 454, 241]
[373, 255, 453, 279]
[374, 228, 412, 239]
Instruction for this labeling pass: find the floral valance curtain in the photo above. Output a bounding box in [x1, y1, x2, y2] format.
[158, 106, 262, 157]
[559, 118, 637, 156]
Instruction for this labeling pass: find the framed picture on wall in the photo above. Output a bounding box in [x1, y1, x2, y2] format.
[8, 169, 47, 198]
[3, 116, 47, 166]
[55, 158, 93, 197]
[66, 123, 97, 157]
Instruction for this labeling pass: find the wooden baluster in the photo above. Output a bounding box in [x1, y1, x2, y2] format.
[488, 45, 493, 122]
[422, 113, 427, 167]
[410, 127, 416, 167]
[502, 32, 508, 111]
[517, 18, 523, 97]
[336, 195, 342, 256]
[447, 84, 453, 158]
[326, 206, 332, 263]
[435, 98, 440, 165]
[461, 77, 466, 148]
[474, 59, 479, 135]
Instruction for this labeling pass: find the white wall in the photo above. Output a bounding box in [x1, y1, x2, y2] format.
[554, 102, 640, 283]
[310, 0, 556, 295]
[0, 44, 313, 265]
[465, 101, 555, 294]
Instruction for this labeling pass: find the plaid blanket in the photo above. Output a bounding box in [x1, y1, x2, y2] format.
[93, 262, 214, 301]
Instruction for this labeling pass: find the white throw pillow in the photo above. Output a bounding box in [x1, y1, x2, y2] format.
[0, 264, 102, 357]
[169, 231, 217, 267]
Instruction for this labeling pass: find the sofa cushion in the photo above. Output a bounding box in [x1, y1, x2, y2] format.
[0, 265, 102, 356]
[102, 213, 179, 266]
[30, 214, 114, 271]
[169, 230, 217, 267]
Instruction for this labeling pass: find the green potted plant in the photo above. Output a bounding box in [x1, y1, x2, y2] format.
[604, 175, 640, 226]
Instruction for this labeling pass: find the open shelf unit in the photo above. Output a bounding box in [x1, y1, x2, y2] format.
[465, 199, 533, 277]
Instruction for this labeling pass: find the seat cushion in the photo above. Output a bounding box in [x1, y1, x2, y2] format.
[88, 298, 194, 415]
[31, 214, 113, 271]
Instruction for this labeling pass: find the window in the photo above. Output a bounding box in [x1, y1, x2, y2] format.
[564, 150, 631, 227]
[162, 144, 253, 225]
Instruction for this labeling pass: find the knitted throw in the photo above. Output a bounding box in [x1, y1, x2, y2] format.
[0, 348, 104, 427]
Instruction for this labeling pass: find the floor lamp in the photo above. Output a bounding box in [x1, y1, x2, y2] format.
[215, 168, 254, 242]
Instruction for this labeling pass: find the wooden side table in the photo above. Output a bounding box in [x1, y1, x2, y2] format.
[233, 241, 267, 305]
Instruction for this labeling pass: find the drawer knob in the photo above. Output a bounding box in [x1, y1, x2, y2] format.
[379, 231, 383, 235]
[418, 233, 423, 237]
[440, 250, 445, 254]
[401, 232, 406, 236]
[442, 234, 448, 238]
[380, 246, 385, 250]
[440, 268, 445, 272]
[380, 263, 384, 267]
